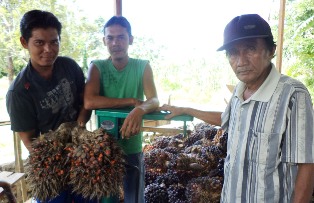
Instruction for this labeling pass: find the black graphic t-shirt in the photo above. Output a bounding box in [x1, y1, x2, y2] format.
[6, 56, 85, 136]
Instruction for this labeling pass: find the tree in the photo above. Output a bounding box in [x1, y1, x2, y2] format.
[0, 0, 103, 83]
[283, 0, 314, 99]
[0, 0, 32, 81]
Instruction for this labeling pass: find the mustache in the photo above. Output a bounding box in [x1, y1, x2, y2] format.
[111, 48, 123, 52]
[236, 68, 250, 74]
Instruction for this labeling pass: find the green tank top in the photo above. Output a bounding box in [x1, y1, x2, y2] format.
[93, 58, 148, 154]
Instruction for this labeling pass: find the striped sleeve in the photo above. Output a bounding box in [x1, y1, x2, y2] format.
[281, 89, 314, 163]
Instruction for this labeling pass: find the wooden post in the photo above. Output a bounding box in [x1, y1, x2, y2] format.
[13, 132, 27, 202]
[114, 0, 122, 16]
[276, 0, 286, 73]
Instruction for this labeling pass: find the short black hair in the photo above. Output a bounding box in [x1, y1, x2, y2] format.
[20, 10, 62, 42]
[103, 16, 132, 36]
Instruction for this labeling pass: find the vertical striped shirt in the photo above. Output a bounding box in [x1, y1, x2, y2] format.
[220, 64, 314, 203]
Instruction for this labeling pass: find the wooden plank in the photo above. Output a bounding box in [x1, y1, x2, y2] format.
[226, 84, 235, 93]
[4, 173, 25, 185]
[143, 120, 159, 127]
[144, 120, 171, 127]
[276, 0, 286, 73]
[0, 172, 25, 186]
[157, 120, 171, 126]
[0, 121, 11, 126]
[141, 127, 184, 134]
[0, 171, 13, 179]
[114, 0, 122, 16]
[13, 132, 28, 202]
[0, 171, 24, 200]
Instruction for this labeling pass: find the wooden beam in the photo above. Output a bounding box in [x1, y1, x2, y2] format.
[114, 0, 122, 16]
[13, 132, 28, 202]
[141, 127, 185, 134]
[0, 121, 11, 126]
[0, 171, 25, 185]
[276, 0, 286, 73]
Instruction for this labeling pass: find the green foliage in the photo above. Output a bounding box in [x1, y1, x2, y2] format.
[129, 36, 166, 66]
[0, 0, 237, 109]
[283, 0, 314, 100]
[0, 0, 29, 77]
[128, 32, 238, 106]
[0, 0, 104, 80]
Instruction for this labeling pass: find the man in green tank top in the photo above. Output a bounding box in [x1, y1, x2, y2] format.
[84, 16, 159, 203]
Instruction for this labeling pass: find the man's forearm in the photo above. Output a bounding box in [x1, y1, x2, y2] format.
[85, 96, 137, 110]
[293, 163, 314, 203]
[137, 97, 159, 114]
[77, 107, 92, 126]
[17, 131, 36, 152]
[182, 107, 222, 126]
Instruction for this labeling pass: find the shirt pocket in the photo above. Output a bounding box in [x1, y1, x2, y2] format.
[248, 131, 280, 167]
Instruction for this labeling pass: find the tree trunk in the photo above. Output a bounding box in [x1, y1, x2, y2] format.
[7, 53, 14, 84]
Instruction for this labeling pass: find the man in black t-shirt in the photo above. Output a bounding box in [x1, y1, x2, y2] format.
[6, 10, 91, 152]
[7, 56, 86, 139]
[6, 10, 93, 203]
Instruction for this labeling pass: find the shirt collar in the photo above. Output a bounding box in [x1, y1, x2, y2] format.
[235, 63, 281, 102]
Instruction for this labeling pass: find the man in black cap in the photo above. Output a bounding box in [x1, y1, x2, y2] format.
[160, 14, 314, 202]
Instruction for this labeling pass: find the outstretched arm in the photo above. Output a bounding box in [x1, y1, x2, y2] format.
[120, 64, 159, 138]
[159, 104, 222, 126]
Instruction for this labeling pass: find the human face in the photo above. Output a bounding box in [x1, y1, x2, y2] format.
[103, 24, 133, 61]
[20, 28, 60, 71]
[226, 38, 275, 87]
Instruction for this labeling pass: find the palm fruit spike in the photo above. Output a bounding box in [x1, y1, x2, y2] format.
[67, 127, 126, 200]
[25, 129, 69, 202]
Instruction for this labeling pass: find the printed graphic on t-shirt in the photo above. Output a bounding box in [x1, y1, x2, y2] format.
[104, 72, 118, 87]
[39, 78, 74, 113]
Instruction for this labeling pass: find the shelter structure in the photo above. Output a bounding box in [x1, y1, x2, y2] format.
[6, 0, 287, 202]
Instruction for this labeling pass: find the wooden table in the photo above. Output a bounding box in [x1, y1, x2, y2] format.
[96, 108, 194, 139]
[0, 122, 28, 202]
[0, 171, 25, 194]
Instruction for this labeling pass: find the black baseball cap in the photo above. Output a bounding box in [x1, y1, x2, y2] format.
[217, 14, 273, 51]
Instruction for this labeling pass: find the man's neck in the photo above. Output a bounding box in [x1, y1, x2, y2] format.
[31, 63, 53, 80]
[111, 56, 129, 71]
